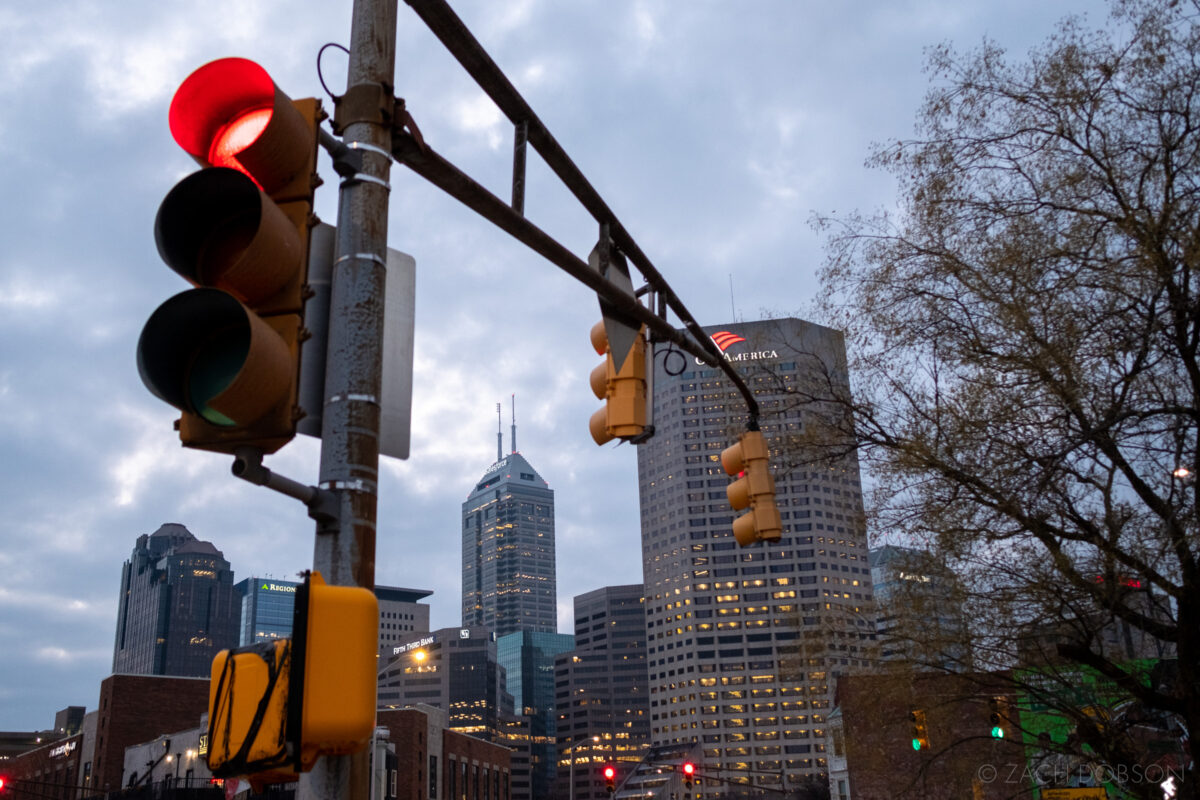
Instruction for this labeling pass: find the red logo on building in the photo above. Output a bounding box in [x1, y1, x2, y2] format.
[711, 331, 746, 352]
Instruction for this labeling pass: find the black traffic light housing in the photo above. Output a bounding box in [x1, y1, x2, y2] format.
[603, 764, 616, 795]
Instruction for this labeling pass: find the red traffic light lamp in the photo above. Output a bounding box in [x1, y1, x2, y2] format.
[138, 57, 322, 455]
[721, 430, 782, 545]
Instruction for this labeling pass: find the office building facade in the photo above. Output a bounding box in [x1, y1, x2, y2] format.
[496, 630, 575, 800]
[112, 523, 239, 677]
[869, 545, 969, 670]
[554, 584, 651, 800]
[461, 431, 556, 637]
[378, 626, 513, 742]
[636, 318, 873, 792]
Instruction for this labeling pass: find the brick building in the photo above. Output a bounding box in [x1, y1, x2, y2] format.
[834, 672, 1025, 800]
[1, 731, 87, 800]
[91, 674, 211, 794]
[378, 705, 512, 800]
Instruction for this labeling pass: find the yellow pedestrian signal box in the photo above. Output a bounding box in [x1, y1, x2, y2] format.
[138, 57, 323, 455]
[291, 572, 379, 771]
[589, 320, 647, 445]
[721, 430, 782, 545]
[207, 640, 295, 783]
[206, 571, 378, 783]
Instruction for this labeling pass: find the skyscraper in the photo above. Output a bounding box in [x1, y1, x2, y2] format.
[497, 629, 575, 800]
[554, 584, 651, 800]
[112, 523, 239, 677]
[869, 545, 969, 670]
[636, 318, 873, 793]
[462, 404, 556, 636]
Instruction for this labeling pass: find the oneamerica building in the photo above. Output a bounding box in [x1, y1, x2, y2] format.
[636, 318, 873, 792]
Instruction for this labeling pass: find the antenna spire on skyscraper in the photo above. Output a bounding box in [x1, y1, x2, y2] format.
[496, 402, 502, 462]
[511, 394, 517, 454]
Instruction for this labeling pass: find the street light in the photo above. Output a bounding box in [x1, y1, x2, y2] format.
[566, 734, 600, 800]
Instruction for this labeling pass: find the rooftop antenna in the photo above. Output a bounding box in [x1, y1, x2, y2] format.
[729, 273, 736, 321]
[511, 394, 517, 454]
[496, 402, 502, 462]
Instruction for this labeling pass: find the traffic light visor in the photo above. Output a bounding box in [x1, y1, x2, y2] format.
[155, 167, 303, 305]
[169, 58, 312, 193]
[138, 288, 293, 426]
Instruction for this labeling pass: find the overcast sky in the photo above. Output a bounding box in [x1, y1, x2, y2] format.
[0, 0, 1098, 731]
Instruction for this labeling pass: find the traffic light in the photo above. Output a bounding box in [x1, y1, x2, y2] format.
[720, 430, 782, 545]
[589, 320, 647, 445]
[909, 709, 930, 752]
[603, 764, 616, 795]
[207, 571, 378, 783]
[988, 696, 1010, 739]
[138, 57, 323, 455]
[681, 761, 695, 789]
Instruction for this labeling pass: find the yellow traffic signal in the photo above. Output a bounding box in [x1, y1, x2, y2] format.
[988, 696, 1010, 739]
[206, 571, 377, 783]
[138, 58, 322, 454]
[589, 320, 647, 445]
[909, 709, 930, 751]
[720, 430, 782, 545]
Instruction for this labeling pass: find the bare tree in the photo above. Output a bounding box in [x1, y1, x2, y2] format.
[797, 0, 1200, 795]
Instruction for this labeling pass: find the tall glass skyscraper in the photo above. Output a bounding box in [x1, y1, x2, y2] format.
[497, 630, 575, 800]
[636, 318, 873, 793]
[461, 420, 556, 636]
[112, 523, 239, 677]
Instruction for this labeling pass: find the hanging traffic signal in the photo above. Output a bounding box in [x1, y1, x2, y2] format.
[207, 571, 377, 784]
[720, 430, 782, 545]
[603, 764, 616, 795]
[138, 57, 323, 455]
[988, 696, 1010, 739]
[909, 709, 930, 751]
[681, 761, 695, 789]
[589, 320, 647, 445]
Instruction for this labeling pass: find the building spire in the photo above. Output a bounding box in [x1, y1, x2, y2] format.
[511, 394, 517, 454]
[496, 402, 502, 462]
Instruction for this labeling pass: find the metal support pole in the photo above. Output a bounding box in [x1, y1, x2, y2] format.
[301, 1, 397, 800]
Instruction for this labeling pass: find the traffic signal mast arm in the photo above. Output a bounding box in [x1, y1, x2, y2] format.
[392, 0, 760, 425]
